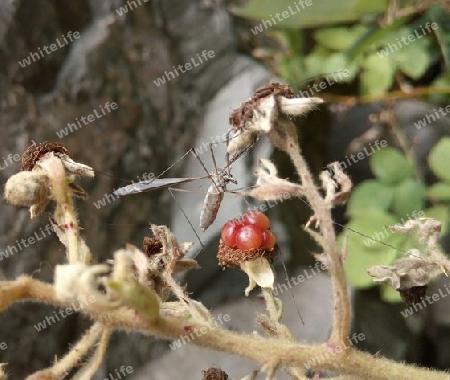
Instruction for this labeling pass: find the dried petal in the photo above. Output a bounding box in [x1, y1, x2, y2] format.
[248, 95, 278, 133]
[278, 96, 324, 116]
[240, 257, 275, 296]
[57, 154, 94, 178]
[226, 129, 259, 155]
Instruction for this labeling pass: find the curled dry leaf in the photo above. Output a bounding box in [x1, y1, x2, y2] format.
[390, 218, 441, 252]
[322, 162, 352, 206]
[367, 254, 444, 290]
[368, 217, 448, 297]
[246, 158, 303, 202]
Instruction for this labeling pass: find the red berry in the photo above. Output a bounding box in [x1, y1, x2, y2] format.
[261, 230, 276, 250]
[243, 211, 270, 230]
[235, 225, 263, 251]
[221, 220, 241, 248]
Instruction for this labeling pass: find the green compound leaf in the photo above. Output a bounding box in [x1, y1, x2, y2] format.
[341, 209, 402, 288]
[427, 182, 450, 202]
[392, 178, 425, 219]
[428, 137, 450, 182]
[347, 179, 394, 218]
[370, 147, 414, 185]
[360, 53, 396, 96]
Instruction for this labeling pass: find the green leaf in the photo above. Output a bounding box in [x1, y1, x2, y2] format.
[370, 148, 414, 185]
[304, 46, 332, 77]
[341, 209, 401, 288]
[392, 178, 425, 219]
[427, 183, 450, 202]
[314, 26, 368, 51]
[429, 73, 450, 103]
[231, 0, 388, 29]
[428, 137, 450, 182]
[322, 53, 360, 82]
[347, 16, 412, 59]
[424, 206, 449, 236]
[391, 28, 433, 79]
[347, 180, 394, 218]
[348, 211, 406, 252]
[380, 284, 402, 303]
[360, 53, 396, 96]
[278, 56, 306, 84]
[429, 4, 450, 71]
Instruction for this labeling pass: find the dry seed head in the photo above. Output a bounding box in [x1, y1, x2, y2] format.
[142, 236, 163, 257]
[4, 171, 49, 206]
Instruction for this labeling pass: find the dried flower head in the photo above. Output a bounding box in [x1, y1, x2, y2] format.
[202, 367, 229, 380]
[142, 236, 163, 257]
[22, 141, 69, 171]
[227, 82, 324, 155]
[4, 171, 49, 206]
[229, 82, 295, 131]
[5, 141, 95, 219]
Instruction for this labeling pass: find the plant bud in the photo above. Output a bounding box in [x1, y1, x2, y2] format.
[4, 171, 49, 206]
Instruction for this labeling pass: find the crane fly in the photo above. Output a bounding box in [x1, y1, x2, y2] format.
[113, 134, 260, 231]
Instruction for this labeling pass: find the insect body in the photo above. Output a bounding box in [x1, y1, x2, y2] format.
[199, 169, 236, 231]
[113, 147, 241, 231]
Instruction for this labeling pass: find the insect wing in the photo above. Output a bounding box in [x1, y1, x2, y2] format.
[113, 177, 199, 196]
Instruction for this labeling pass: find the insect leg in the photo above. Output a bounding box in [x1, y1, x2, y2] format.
[168, 187, 205, 253]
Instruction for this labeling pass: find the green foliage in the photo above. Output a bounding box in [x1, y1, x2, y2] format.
[232, 0, 388, 28]
[369, 147, 414, 185]
[428, 137, 450, 182]
[234, 2, 449, 99]
[338, 141, 450, 303]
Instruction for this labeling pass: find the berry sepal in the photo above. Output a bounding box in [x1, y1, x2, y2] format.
[217, 239, 278, 296]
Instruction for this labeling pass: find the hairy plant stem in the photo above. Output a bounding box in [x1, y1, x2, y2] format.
[40, 156, 80, 263]
[2, 276, 448, 380]
[284, 135, 350, 344]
